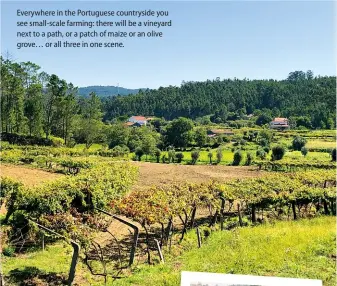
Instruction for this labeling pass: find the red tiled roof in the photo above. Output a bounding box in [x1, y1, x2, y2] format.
[131, 116, 147, 120]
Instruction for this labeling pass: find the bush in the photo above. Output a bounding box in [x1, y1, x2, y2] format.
[272, 145, 285, 161]
[0, 132, 54, 146]
[245, 152, 254, 166]
[175, 152, 184, 163]
[256, 149, 266, 160]
[263, 146, 270, 154]
[191, 149, 200, 165]
[161, 154, 167, 163]
[155, 149, 161, 163]
[332, 148, 336, 161]
[232, 150, 243, 166]
[49, 136, 65, 147]
[2, 246, 15, 257]
[135, 147, 144, 161]
[168, 149, 176, 163]
[301, 147, 308, 157]
[292, 136, 307, 151]
[216, 147, 223, 164]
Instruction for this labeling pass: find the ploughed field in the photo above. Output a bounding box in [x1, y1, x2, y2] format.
[0, 164, 62, 186]
[1, 162, 263, 190]
[131, 162, 263, 189]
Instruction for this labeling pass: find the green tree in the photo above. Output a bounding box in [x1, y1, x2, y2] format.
[301, 147, 308, 157]
[165, 117, 194, 148]
[292, 136, 307, 151]
[155, 149, 161, 163]
[194, 127, 207, 147]
[78, 92, 104, 148]
[175, 152, 184, 163]
[272, 145, 285, 161]
[191, 149, 200, 165]
[216, 147, 223, 164]
[208, 150, 213, 164]
[233, 151, 243, 166]
[135, 147, 144, 161]
[256, 113, 272, 126]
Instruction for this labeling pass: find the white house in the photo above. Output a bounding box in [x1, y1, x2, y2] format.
[128, 116, 148, 126]
[270, 117, 289, 130]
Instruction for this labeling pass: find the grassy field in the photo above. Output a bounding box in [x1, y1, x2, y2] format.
[2, 217, 335, 286]
[113, 217, 336, 286]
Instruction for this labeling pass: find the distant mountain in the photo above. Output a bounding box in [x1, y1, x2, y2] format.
[78, 86, 145, 97]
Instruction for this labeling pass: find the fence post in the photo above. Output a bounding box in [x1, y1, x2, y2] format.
[196, 227, 202, 248]
[28, 219, 80, 286]
[96, 208, 139, 266]
[154, 239, 164, 263]
[237, 204, 243, 227]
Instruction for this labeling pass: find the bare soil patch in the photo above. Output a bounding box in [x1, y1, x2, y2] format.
[0, 164, 62, 186]
[131, 162, 263, 190]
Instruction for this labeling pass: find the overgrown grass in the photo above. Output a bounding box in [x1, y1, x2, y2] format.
[2, 217, 335, 285]
[112, 217, 336, 286]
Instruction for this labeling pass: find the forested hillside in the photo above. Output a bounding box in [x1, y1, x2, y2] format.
[103, 71, 336, 129]
[78, 86, 142, 97]
[1, 55, 335, 147]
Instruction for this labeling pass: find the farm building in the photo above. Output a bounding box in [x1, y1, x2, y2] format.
[127, 116, 148, 126]
[126, 116, 155, 127]
[207, 129, 234, 137]
[270, 117, 290, 130]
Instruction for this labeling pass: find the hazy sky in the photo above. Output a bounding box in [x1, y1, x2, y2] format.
[1, 1, 335, 89]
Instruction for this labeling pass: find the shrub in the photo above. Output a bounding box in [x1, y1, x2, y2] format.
[216, 147, 223, 164]
[272, 145, 285, 161]
[245, 152, 254, 166]
[263, 146, 270, 154]
[332, 148, 336, 161]
[256, 149, 266, 160]
[233, 150, 243, 166]
[167, 149, 176, 163]
[175, 152, 184, 163]
[155, 149, 161, 163]
[49, 136, 65, 147]
[191, 149, 200, 165]
[2, 246, 15, 257]
[135, 147, 144, 161]
[301, 147, 308, 157]
[161, 154, 167, 163]
[292, 136, 307, 151]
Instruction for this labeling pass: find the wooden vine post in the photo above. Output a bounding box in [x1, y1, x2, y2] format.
[154, 239, 164, 263]
[28, 219, 80, 286]
[196, 227, 202, 248]
[237, 204, 243, 227]
[96, 208, 139, 266]
[251, 204, 256, 223]
[220, 197, 225, 231]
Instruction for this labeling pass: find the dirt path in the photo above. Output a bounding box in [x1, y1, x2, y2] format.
[0, 164, 63, 186]
[132, 162, 263, 190]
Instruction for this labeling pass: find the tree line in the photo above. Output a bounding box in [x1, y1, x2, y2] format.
[103, 70, 336, 129]
[1, 56, 335, 148]
[0, 57, 105, 147]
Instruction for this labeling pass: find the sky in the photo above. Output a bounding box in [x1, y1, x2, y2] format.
[1, 1, 336, 89]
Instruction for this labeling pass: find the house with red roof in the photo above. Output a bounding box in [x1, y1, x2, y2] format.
[270, 117, 289, 130]
[127, 116, 148, 126]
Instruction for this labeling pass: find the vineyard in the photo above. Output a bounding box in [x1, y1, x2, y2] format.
[0, 128, 336, 285]
[1, 162, 335, 284]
